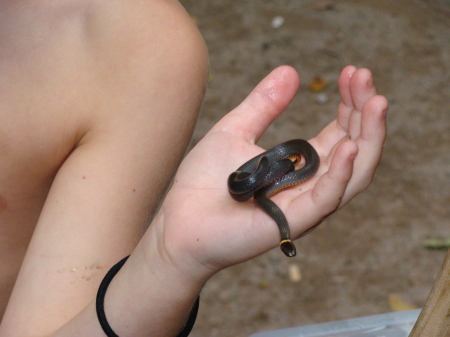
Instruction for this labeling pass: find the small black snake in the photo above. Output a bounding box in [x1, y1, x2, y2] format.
[228, 139, 320, 257]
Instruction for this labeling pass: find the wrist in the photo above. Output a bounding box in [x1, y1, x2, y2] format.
[141, 208, 217, 287]
[97, 216, 210, 337]
[96, 255, 200, 337]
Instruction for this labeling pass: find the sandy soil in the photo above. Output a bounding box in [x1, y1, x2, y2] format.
[179, 1, 450, 336]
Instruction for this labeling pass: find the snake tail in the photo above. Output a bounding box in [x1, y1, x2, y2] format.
[254, 193, 296, 257]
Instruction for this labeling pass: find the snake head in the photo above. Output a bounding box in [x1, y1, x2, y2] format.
[280, 240, 296, 257]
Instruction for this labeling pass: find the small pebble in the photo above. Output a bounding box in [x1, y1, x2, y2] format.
[288, 264, 302, 283]
[316, 93, 329, 105]
[271, 16, 285, 29]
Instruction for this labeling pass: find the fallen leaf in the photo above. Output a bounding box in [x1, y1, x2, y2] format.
[309, 76, 328, 92]
[389, 294, 417, 312]
[259, 281, 270, 289]
[423, 236, 450, 250]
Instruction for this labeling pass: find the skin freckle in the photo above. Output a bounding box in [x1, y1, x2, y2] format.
[0, 195, 8, 212]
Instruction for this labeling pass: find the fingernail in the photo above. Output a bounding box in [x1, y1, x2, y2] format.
[345, 65, 357, 78]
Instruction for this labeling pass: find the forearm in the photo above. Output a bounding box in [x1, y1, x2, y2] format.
[53, 223, 208, 337]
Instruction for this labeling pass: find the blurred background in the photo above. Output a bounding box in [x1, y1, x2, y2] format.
[179, 1, 450, 336]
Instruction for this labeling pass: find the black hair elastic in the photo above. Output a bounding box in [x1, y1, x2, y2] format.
[96, 255, 199, 337]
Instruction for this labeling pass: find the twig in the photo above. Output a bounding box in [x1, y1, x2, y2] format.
[409, 249, 450, 336]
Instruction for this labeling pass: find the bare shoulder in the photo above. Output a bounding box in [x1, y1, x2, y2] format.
[81, 0, 209, 129]
[0, 0, 208, 191]
[0, 0, 208, 153]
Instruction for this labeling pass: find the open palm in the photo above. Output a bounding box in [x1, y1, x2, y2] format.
[156, 65, 388, 273]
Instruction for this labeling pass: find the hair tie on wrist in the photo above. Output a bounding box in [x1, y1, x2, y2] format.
[96, 255, 200, 337]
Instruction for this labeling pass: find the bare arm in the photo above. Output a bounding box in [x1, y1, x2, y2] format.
[0, 0, 207, 336]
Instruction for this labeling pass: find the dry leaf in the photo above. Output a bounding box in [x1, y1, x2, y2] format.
[388, 294, 417, 311]
[309, 76, 328, 92]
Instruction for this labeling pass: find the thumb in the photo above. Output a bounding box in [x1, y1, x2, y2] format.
[213, 66, 300, 143]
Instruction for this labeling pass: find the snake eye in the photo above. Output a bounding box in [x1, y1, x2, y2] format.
[227, 156, 270, 199]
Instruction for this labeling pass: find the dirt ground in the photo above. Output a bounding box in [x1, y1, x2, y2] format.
[179, 1, 450, 336]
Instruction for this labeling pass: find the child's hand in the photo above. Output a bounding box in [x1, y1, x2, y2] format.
[150, 65, 388, 278]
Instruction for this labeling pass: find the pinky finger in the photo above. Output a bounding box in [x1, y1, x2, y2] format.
[287, 140, 358, 238]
